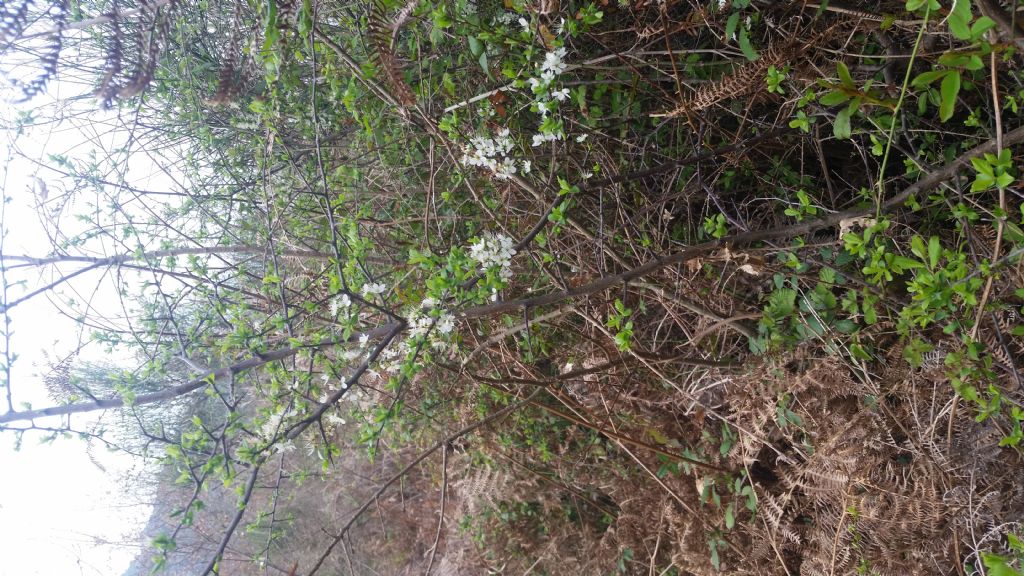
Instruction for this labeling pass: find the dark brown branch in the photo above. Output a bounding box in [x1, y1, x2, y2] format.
[1, 245, 338, 268]
[462, 124, 1024, 319]
[200, 459, 264, 576]
[199, 324, 406, 575]
[0, 323, 402, 425]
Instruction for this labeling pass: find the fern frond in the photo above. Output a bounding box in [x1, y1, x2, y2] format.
[367, 0, 416, 107]
[0, 0, 33, 46]
[209, 0, 245, 105]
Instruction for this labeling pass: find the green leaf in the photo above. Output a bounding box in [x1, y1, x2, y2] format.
[939, 71, 960, 122]
[1009, 532, 1024, 554]
[836, 61, 853, 88]
[725, 503, 735, 529]
[725, 12, 740, 44]
[467, 36, 483, 57]
[892, 255, 924, 270]
[647, 428, 669, 445]
[947, 1, 971, 40]
[971, 16, 996, 39]
[298, 0, 312, 35]
[928, 236, 941, 269]
[981, 553, 1024, 576]
[911, 235, 926, 260]
[972, 156, 995, 177]
[432, 4, 452, 28]
[478, 52, 492, 80]
[964, 54, 985, 71]
[1004, 221, 1024, 244]
[738, 26, 759, 61]
[442, 72, 456, 96]
[834, 106, 852, 139]
[819, 90, 850, 106]
[912, 70, 947, 88]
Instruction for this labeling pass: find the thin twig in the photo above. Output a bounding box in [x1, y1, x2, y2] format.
[306, 389, 543, 575]
[423, 445, 447, 576]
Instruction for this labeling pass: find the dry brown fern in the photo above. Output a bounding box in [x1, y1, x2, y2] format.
[93, 0, 176, 106]
[0, 0, 33, 46]
[208, 0, 245, 105]
[7, 0, 68, 101]
[40, 349, 86, 401]
[657, 18, 861, 118]
[367, 0, 417, 107]
[95, 0, 125, 108]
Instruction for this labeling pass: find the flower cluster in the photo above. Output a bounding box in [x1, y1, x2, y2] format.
[407, 309, 456, 342]
[324, 413, 346, 427]
[526, 46, 571, 146]
[377, 300, 458, 375]
[361, 282, 387, 298]
[260, 407, 296, 442]
[320, 372, 346, 390]
[329, 293, 351, 316]
[540, 47, 568, 81]
[460, 128, 529, 180]
[469, 232, 516, 281]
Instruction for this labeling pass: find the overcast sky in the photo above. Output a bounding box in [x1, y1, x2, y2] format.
[0, 82, 159, 575]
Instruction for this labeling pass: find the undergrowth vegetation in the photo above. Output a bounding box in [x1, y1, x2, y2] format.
[3, 0, 1024, 574]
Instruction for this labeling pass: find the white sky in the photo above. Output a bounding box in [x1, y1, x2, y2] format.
[0, 80, 160, 575]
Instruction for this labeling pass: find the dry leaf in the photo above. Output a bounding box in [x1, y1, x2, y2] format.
[538, 24, 556, 48]
[839, 216, 876, 236]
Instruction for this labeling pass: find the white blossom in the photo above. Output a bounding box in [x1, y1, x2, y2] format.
[361, 282, 387, 297]
[261, 410, 288, 440]
[359, 333, 369, 347]
[469, 233, 516, 287]
[459, 128, 524, 180]
[575, 133, 588, 143]
[553, 88, 570, 101]
[532, 131, 562, 147]
[495, 11, 517, 25]
[541, 47, 568, 77]
[408, 314, 434, 340]
[436, 312, 455, 335]
[522, 160, 532, 174]
[330, 293, 351, 316]
[494, 157, 519, 180]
